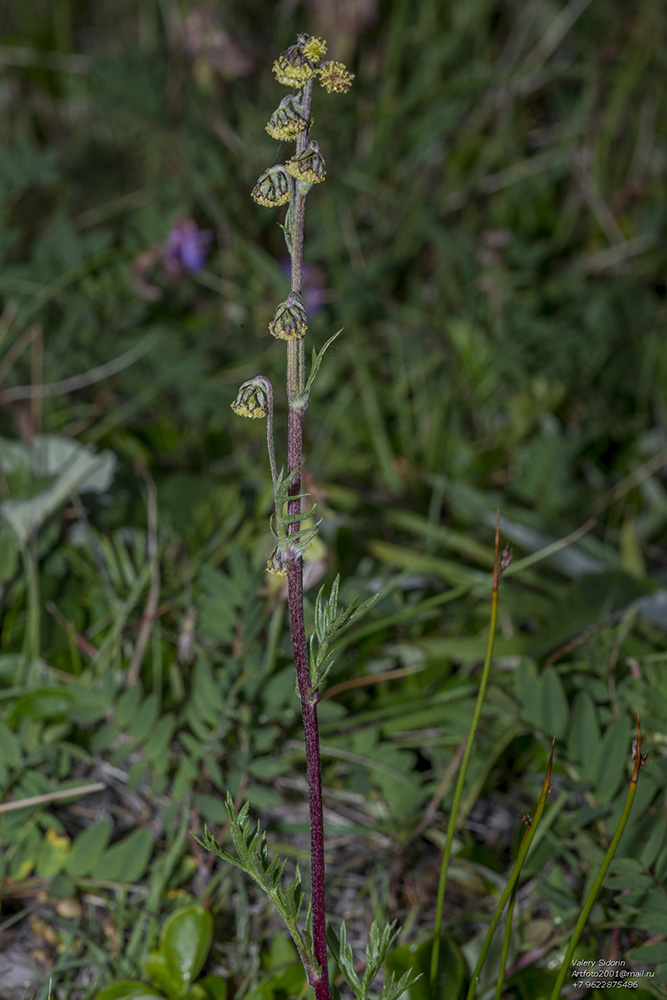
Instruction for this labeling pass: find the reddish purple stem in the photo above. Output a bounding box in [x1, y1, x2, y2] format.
[285, 76, 331, 1000]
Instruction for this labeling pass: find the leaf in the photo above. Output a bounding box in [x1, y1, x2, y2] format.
[537, 667, 569, 739]
[145, 951, 180, 998]
[515, 658, 540, 721]
[116, 684, 143, 728]
[627, 942, 667, 964]
[36, 828, 71, 877]
[160, 905, 214, 992]
[593, 715, 632, 802]
[567, 691, 599, 776]
[8, 688, 74, 724]
[144, 714, 176, 761]
[95, 983, 165, 1000]
[0, 720, 21, 768]
[130, 693, 160, 743]
[93, 828, 153, 883]
[66, 820, 112, 877]
[0, 434, 116, 546]
[189, 976, 227, 1000]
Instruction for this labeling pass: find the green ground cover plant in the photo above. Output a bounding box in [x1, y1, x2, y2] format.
[0, 2, 666, 999]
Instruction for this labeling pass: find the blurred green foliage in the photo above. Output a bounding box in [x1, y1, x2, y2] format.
[1, 0, 666, 997]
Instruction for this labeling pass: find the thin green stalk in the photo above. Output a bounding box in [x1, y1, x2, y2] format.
[467, 741, 555, 1000]
[494, 888, 517, 1000]
[430, 513, 509, 988]
[549, 715, 645, 999]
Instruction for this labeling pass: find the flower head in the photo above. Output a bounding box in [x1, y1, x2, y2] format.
[285, 141, 326, 185]
[231, 377, 271, 419]
[266, 95, 309, 142]
[318, 60, 354, 94]
[272, 34, 328, 89]
[251, 165, 291, 208]
[302, 36, 327, 64]
[269, 292, 308, 341]
[266, 545, 288, 577]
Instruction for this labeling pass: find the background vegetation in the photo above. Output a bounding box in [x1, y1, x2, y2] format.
[1, 0, 666, 997]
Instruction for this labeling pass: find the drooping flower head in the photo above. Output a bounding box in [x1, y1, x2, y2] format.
[285, 141, 326, 186]
[269, 292, 308, 341]
[266, 94, 309, 142]
[231, 377, 271, 419]
[251, 165, 291, 208]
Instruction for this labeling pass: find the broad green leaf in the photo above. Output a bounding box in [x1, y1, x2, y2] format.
[515, 658, 540, 721]
[161, 905, 213, 992]
[248, 756, 291, 780]
[95, 982, 164, 1000]
[66, 820, 112, 877]
[91, 723, 120, 754]
[144, 714, 176, 761]
[116, 685, 143, 728]
[0, 720, 21, 767]
[189, 975, 227, 1000]
[130, 693, 160, 744]
[193, 794, 228, 825]
[36, 828, 71, 877]
[127, 759, 150, 790]
[593, 715, 632, 802]
[93, 828, 153, 883]
[0, 434, 116, 545]
[627, 942, 667, 963]
[9, 688, 74, 724]
[146, 951, 179, 997]
[537, 667, 568, 739]
[9, 825, 40, 879]
[567, 691, 599, 771]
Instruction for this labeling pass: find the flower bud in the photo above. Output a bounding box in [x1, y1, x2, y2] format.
[318, 60, 354, 94]
[251, 165, 291, 208]
[269, 292, 308, 341]
[231, 377, 270, 418]
[266, 545, 287, 577]
[285, 141, 326, 185]
[266, 95, 309, 141]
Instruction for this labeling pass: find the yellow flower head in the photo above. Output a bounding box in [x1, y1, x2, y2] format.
[251, 166, 291, 208]
[273, 48, 316, 88]
[266, 95, 309, 142]
[285, 142, 326, 186]
[269, 293, 308, 341]
[318, 61, 354, 94]
[302, 36, 327, 64]
[266, 545, 288, 577]
[231, 378, 270, 418]
[273, 35, 329, 89]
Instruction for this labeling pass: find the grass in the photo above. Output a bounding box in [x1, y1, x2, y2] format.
[1, 0, 667, 998]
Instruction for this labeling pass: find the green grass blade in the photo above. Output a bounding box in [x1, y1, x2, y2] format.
[549, 715, 645, 999]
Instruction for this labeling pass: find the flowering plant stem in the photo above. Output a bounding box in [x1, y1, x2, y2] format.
[228, 35, 359, 1000]
[281, 77, 331, 1000]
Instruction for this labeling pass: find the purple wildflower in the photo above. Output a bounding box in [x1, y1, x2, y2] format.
[164, 217, 212, 280]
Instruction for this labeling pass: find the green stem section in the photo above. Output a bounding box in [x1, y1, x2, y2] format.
[467, 741, 555, 1000]
[549, 715, 643, 999]
[494, 888, 517, 1000]
[430, 516, 504, 989]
